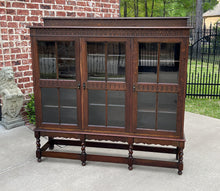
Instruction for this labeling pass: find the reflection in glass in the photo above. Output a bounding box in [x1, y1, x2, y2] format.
[107, 91, 125, 127]
[138, 43, 158, 83]
[159, 43, 180, 83]
[88, 90, 105, 126]
[60, 88, 77, 124]
[38, 41, 56, 79]
[87, 42, 105, 81]
[137, 92, 156, 129]
[107, 43, 125, 82]
[157, 93, 177, 131]
[41, 88, 59, 123]
[57, 42, 76, 80]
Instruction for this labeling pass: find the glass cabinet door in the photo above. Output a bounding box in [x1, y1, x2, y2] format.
[86, 41, 127, 130]
[38, 41, 80, 126]
[135, 42, 180, 133]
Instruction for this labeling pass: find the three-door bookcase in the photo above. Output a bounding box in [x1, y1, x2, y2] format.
[30, 17, 190, 175]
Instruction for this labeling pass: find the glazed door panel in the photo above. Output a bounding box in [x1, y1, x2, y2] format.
[37, 39, 81, 128]
[133, 40, 181, 135]
[82, 39, 130, 132]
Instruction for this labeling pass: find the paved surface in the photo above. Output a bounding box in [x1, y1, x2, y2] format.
[0, 112, 220, 191]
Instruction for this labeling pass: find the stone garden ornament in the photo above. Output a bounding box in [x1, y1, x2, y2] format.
[0, 67, 25, 129]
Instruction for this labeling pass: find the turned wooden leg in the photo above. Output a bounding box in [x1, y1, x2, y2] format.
[128, 144, 133, 170]
[176, 147, 180, 160]
[35, 132, 41, 162]
[49, 137, 54, 150]
[178, 148, 183, 175]
[81, 138, 86, 166]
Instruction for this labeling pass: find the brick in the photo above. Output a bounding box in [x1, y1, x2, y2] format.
[0, 1, 5, 7]
[67, 12, 75, 17]
[13, 16, 26, 21]
[27, 16, 39, 22]
[67, 1, 76, 5]
[9, 35, 19, 41]
[0, 22, 7, 27]
[44, 0, 55, 3]
[17, 10, 29, 15]
[87, 13, 94, 17]
[4, 55, 10, 60]
[1, 29, 7, 34]
[2, 35, 8, 40]
[12, 61, 21, 65]
[8, 29, 14, 34]
[3, 42, 9, 47]
[32, 0, 43, 2]
[8, 22, 18, 28]
[3, 49, 9, 54]
[0, 8, 5, 14]
[102, 8, 109, 13]
[11, 48, 21, 54]
[15, 72, 23, 78]
[31, 10, 43, 15]
[77, 1, 86, 6]
[18, 84, 24, 89]
[64, 6, 73, 11]
[104, 13, 111, 17]
[40, 4, 51, 9]
[7, 15, 12, 21]
[84, 7, 92, 12]
[25, 82, 33, 88]
[44, 10, 55, 16]
[104, 3, 111, 8]
[52, 5, 63, 10]
[12, 2, 25, 8]
[6, 9, 16, 15]
[18, 65, 29, 71]
[27, 3, 39, 9]
[56, 0, 65, 4]
[19, 77, 30, 83]
[76, 12, 86, 17]
[110, 0, 116, 3]
[56, 11, 65, 16]
[24, 71, 33, 76]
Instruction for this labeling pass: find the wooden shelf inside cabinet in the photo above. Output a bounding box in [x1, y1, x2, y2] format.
[30, 17, 190, 175]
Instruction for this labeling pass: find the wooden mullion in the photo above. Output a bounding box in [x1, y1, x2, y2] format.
[105, 43, 108, 127]
[57, 88, 61, 124]
[155, 43, 161, 131]
[55, 42, 59, 79]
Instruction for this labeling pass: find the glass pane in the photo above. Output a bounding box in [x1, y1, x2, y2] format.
[60, 88, 77, 124]
[38, 41, 56, 79]
[157, 113, 176, 131]
[41, 88, 59, 123]
[158, 93, 177, 131]
[138, 43, 158, 83]
[107, 43, 125, 82]
[107, 91, 125, 127]
[57, 42, 76, 80]
[159, 43, 180, 83]
[88, 90, 105, 126]
[158, 93, 177, 113]
[60, 108, 77, 124]
[87, 42, 105, 81]
[137, 92, 156, 129]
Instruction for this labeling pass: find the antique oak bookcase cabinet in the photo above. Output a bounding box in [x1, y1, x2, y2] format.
[30, 17, 190, 175]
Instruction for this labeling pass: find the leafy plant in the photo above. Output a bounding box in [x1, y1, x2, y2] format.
[25, 94, 36, 125]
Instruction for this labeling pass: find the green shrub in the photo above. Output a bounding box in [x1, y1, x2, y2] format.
[25, 94, 36, 125]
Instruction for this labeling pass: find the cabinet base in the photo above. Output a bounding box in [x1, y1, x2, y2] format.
[35, 132, 184, 175]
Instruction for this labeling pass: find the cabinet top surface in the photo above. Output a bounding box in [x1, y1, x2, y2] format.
[30, 17, 191, 28]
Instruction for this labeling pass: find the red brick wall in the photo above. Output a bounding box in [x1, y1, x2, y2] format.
[0, 0, 119, 100]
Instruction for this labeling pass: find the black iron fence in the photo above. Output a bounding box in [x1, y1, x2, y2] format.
[187, 23, 220, 98]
